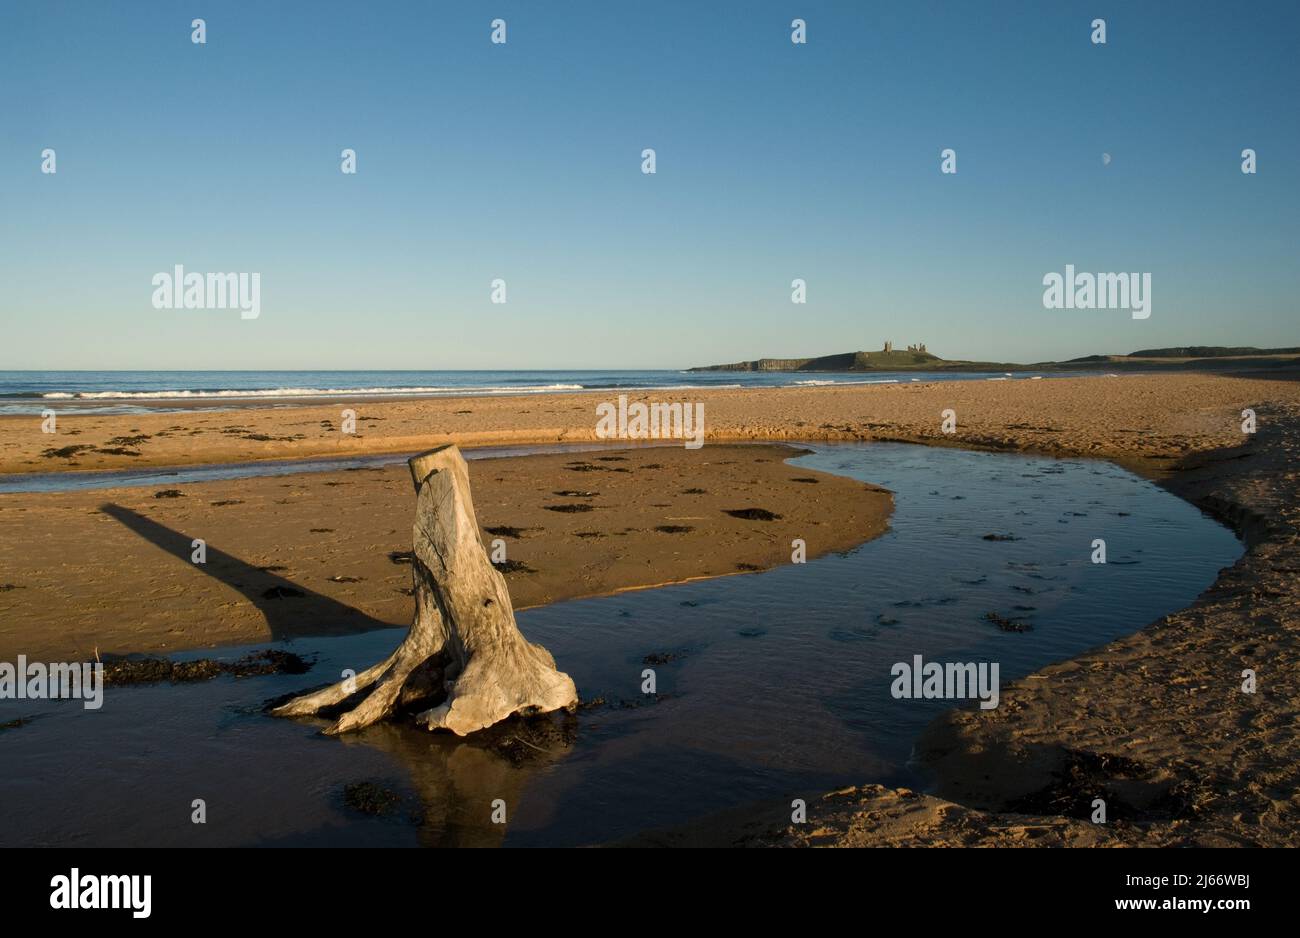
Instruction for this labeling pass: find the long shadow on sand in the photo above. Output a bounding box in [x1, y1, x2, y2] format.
[100, 503, 391, 644]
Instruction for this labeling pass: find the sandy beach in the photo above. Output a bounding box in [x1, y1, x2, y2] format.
[5, 369, 1300, 847]
[2, 371, 1282, 475]
[0, 443, 890, 660]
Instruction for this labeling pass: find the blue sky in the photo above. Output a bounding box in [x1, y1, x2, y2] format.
[2, 1, 1296, 369]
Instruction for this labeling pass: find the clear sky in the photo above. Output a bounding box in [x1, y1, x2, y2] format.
[2, 1, 1297, 370]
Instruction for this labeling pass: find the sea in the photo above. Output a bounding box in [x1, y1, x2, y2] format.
[0, 368, 1063, 415]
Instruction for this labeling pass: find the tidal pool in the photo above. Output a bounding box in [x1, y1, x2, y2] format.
[0, 443, 1241, 846]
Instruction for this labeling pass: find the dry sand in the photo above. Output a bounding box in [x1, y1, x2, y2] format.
[5, 369, 1300, 846]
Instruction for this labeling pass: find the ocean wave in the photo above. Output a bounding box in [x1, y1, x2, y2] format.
[791, 378, 900, 387]
[575, 382, 743, 391]
[40, 384, 587, 400]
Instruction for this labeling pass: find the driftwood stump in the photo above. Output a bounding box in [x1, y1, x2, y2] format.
[273, 444, 577, 736]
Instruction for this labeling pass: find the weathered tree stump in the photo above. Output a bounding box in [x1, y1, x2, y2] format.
[273, 444, 577, 736]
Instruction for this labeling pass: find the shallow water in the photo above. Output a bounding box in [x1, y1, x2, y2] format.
[0, 443, 1240, 846]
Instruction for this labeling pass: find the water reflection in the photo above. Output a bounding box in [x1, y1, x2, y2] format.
[339, 714, 578, 847]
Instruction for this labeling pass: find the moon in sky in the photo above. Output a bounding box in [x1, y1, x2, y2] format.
[1102, 152, 1112, 166]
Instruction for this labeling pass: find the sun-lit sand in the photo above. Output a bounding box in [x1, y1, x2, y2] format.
[0, 444, 890, 660]
[1, 371, 1289, 474]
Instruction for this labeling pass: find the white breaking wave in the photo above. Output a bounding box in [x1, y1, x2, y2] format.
[615, 383, 743, 391]
[42, 384, 587, 400]
[792, 378, 900, 387]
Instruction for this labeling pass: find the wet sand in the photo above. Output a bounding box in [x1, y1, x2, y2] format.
[0, 444, 890, 660]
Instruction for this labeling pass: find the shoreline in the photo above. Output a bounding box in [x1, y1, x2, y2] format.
[0, 371, 1280, 476]
[0, 371, 1058, 419]
[10, 351, 1299, 416]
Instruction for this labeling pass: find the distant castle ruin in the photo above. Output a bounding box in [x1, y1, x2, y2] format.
[883, 341, 926, 353]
